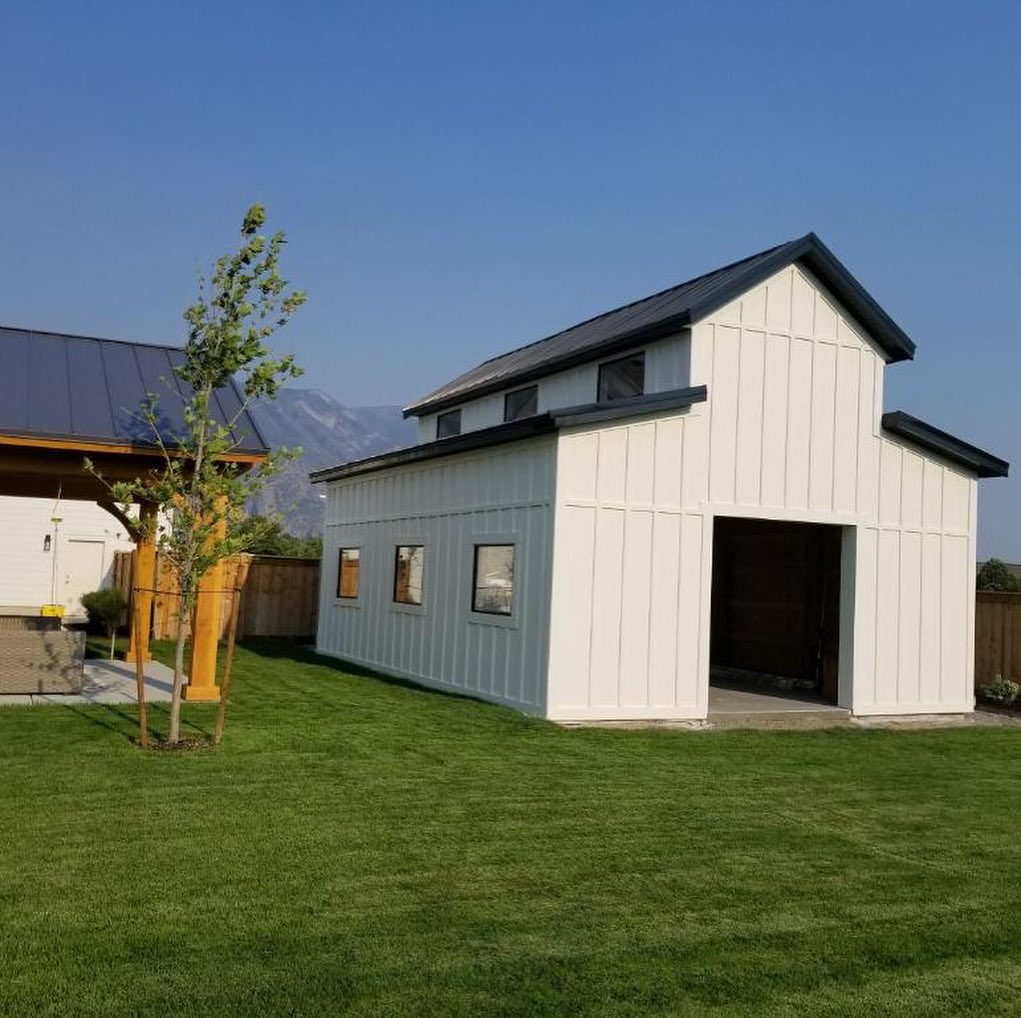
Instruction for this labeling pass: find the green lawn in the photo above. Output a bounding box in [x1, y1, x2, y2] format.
[2, 644, 1021, 1017]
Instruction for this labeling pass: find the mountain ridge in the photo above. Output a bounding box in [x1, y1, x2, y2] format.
[247, 387, 416, 535]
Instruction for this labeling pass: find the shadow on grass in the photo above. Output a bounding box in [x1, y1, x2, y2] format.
[238, 638, 500, 708]
[58, 698, 211, 748]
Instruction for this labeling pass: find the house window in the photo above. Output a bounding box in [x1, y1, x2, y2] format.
[472, 544, 515, 616]
[336, 548, 360, 599]
[393, 545, 425, 605]
[504, 385, 538, 422]
[436, 409, 462, 439]
[597, 352, 645, 402]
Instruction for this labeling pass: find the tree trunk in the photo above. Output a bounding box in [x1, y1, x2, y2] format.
[169, 607, 187, 744]
[109, 625, 116, 661]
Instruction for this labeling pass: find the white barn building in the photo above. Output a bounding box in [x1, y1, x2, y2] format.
[312, 234, 1008, 721]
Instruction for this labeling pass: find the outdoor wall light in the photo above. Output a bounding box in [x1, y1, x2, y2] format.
[43, 534, 52, 552]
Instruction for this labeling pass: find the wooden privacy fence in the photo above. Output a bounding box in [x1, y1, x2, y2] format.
[974, 591, 1021, 687]
[113, 552, 320, 641]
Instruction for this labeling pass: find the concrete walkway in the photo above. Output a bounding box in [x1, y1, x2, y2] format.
[0, 658, 176, 706]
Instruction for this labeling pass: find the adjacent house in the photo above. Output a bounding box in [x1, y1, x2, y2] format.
[312, 234, 1008, 721]
[0, 495, 134, 619]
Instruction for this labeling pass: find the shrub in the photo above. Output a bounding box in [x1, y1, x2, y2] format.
[80, 588, 128, 660]
[977, 559, 1021, 592]
[978, 675, 1020, 705]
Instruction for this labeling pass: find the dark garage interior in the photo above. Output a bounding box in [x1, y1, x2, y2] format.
[710, 517, 843, 704]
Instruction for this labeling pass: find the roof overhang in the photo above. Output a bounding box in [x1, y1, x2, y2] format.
[882, 411, 1009, 478]
[0, 431, 266, 464]
[312, 386, 708, 484]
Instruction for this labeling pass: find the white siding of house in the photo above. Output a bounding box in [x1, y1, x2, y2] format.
[416, 332, 690, 442]
[547, 409, 710, 720]
[0, 496, 135, 616]
[546, 264, 979, 720]
[317, 437, 557, 713]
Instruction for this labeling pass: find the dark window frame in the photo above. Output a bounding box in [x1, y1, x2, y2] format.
[336, 547, 361, 600]
[393, 544, 425, 605]
[597, 351, 645, 403]
[471, 543, 516, 617]
[436, 409, 462, 439]
[503, 385, 539, 423]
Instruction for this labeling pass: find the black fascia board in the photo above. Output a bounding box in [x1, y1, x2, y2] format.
[312, 387, 708, 484]
[673, 233, 916, 365]
[310, 414, 558, 483]
[882, 411, 1009, 478]
[552, 386, 707, 428]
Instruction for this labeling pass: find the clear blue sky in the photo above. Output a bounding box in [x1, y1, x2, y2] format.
[1, 2, 1018, 556]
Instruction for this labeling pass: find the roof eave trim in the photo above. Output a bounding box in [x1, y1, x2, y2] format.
[683, 233, 916, 363]
[881, 411, 1009, 478]
[552, 385, 707, 428]
[310, 414, 558, 483]
[315, 387, 708, 483]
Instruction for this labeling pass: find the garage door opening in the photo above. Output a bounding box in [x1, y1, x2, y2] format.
[710, 517, 843, 711]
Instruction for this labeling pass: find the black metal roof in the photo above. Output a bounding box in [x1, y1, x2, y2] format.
[312, 386, 708, 484]
[405, 232, 916, 418]
[0, 326, 268, 454]
[882, 412, 1009, 478]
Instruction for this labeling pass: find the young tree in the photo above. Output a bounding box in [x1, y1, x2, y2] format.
[91, 205, 306, 744]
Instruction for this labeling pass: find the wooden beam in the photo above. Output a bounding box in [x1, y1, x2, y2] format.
[97, 498, 142, 540]
[186, 504, 226, 701]
[0, 432, 266, 464]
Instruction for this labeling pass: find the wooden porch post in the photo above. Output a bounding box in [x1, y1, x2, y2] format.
[125, 500, 158, 664]
[185, 510, 226, 701]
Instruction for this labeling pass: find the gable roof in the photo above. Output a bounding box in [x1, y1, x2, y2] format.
[0, 326, 268, 456]
[404, 232, 916, 418]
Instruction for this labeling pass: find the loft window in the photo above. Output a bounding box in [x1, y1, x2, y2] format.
[337, 548, 361, 599]
[436, 409, 462, 439]
[503, 385, 538, 423]
[393, 545, 425, 605]
[597, 352, 645, 402]
[472, 544, 515, 616]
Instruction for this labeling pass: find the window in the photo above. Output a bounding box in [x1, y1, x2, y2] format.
[597, 352, 645, 402]
[472, 544, 515, 616]
[504, 385, 538, 422]
[436, 409, 461, 439]
[393, 545, 425, 605]
[336, 548, 360, 599]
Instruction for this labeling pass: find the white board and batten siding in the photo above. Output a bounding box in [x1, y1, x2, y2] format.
[417, 333, 691, 442]
[0, 496, 135, 616]
[546, 264, 977, 720]
[317, 437, 558, 714]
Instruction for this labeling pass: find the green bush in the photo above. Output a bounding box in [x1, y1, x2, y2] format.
[80, 588, 128, 660]
[977, 559, 1021, 592]
[978, 675, 1020, 705]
